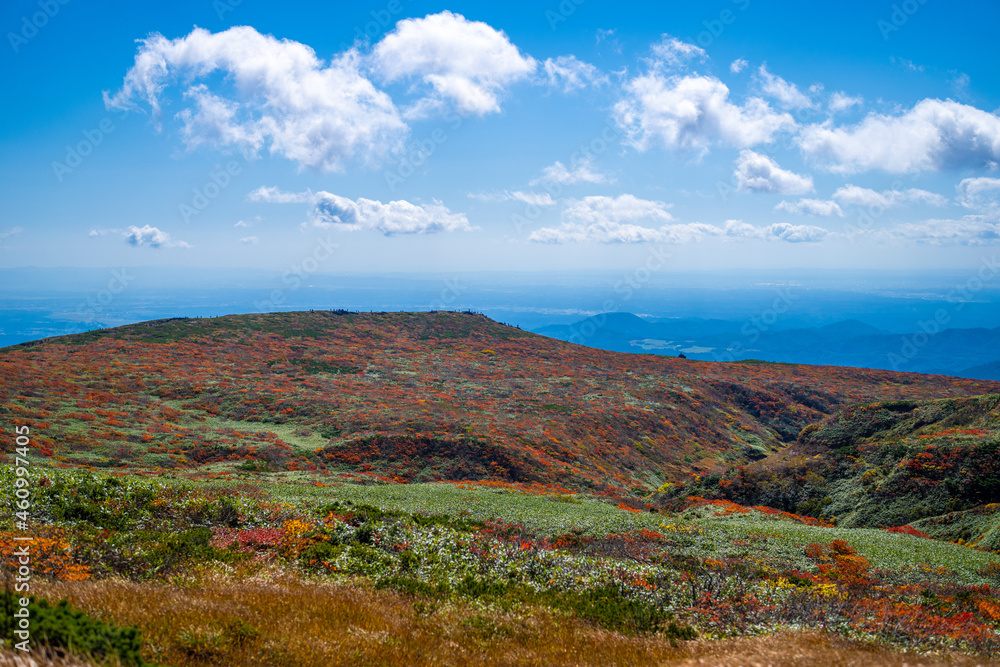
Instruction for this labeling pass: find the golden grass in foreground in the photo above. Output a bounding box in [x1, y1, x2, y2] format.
[30, 570, 1000, 667]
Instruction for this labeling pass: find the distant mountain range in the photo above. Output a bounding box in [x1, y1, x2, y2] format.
[534, 313, 1000, 380]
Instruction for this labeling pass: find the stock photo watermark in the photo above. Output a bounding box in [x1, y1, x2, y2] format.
[179, 160, 243, 223]
[877, 0, 930, 40]
[887, 255, 998, 370]
[687, 0, 751, 49]
[9, 424, 35, 652]
[74, 269, 135, 326]
[338, 0, 405, 50]
[564, 246, 672, 345]
[384, 112, 463, 192]
[512, 119, 620, 235]
[51, 108, 131, 182]
[429, 278, 465, 310]
[213, 0, 243, 21]
[545, 0, 587, 30]
[7, 0, 70, 53]
[254, 236, 338, 312]
[713, 288, 797, 362]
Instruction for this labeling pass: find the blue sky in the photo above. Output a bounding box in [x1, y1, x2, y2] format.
[1, 0, 999, 274]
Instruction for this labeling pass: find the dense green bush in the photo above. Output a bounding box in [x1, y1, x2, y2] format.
[542, 585, 685, 636]
[0, 593, 147, 666]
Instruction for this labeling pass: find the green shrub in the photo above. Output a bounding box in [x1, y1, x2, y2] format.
[544, 585, 672, 635]
[399, 549, 419, 571]
[299, 542, 344, 567]
[0, 593, 147, 666]
[376, 577, 441, 598]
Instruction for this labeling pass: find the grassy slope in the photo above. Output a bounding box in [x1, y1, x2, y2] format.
[3, 311, 1000, 493]
[658, 394, 1000, 548]
[3, 468, 1000, 664]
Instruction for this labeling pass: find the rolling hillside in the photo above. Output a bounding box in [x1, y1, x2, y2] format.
[3, 310, 999, 494]
[657, 393, 1000, 548]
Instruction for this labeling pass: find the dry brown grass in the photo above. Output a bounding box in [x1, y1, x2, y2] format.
[30, 571, 1000, 667]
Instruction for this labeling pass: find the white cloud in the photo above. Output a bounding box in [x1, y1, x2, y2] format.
[562, 194, 675, 225]
[798, 99, 1000, 173]
[541, 55, 606, 93]
[649, 35, 706, 68]
[950, 72, 971, 100]
[88, 228, 120, 237]
[248, 186, 314, 204]
[234, 219, 252, 228]
[528, 215, 830, 244]
[721, 219, 760, 238]
[734, 150, 814, 194]
[829, 92, 863, 113]
[730, 58, 748, 74]
[531, 156, 609, 185]
[124, 225, 190, 249]
[832, 184, 948, 208]
[526, 195, 831, 244]
[239, 236, 259, 245]
[528, 221, 684, 244]
[891, 56, 924, 72]
[904, 188, 950, 207]
[774, 199, 844, 217]
[105, 26, 406, 172]
[310, 193, 474, 235]
[253, 187, 475, 236]
[881, 216, 1000, 245]
[957, 177, 1000, 217]
[614, 73, 795, 156]
[372, 11, 535, 117]
[755, 64, 813, 110]
[468, 190, 556, 206]
[763, 222, 830, 243]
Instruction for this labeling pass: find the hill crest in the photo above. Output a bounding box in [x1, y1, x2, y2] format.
[3, 310, 999, 493]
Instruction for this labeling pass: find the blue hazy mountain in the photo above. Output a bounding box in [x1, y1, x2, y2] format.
[534, 315, 1000, 380]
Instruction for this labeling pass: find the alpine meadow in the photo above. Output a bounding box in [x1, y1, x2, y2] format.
[3, 1, 1000, 665]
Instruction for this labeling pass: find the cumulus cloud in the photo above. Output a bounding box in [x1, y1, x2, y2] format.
[730, 58, 748, 74]
[234, 219, 252, 228]
[531, 156, 609, 185]
[774, 199, 844, 217]
[124, 225, 190, 248]
[252, 187, 475, 236]
[372, 11, 535, 117]
[311, 193, 474, 235]
[798, 99, 1000, 173]
[468, 190, 556, 206]
[649, 35, 706, 68]
[239, 236, 259, 245]
[832, 184, 948, 208]
[764, 222, 830, 242]
[755, 64, 813, 110]
[541, 55, 606, 92]
[734, 150, 814, 194]
[104, 27, 407, 172]
[957, 177, 1000, 217]
[828, 92, 863, 113]
[880, 217, 1000, 245]
[614, 72, 795, 156]
[562, 194, 675, 225]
